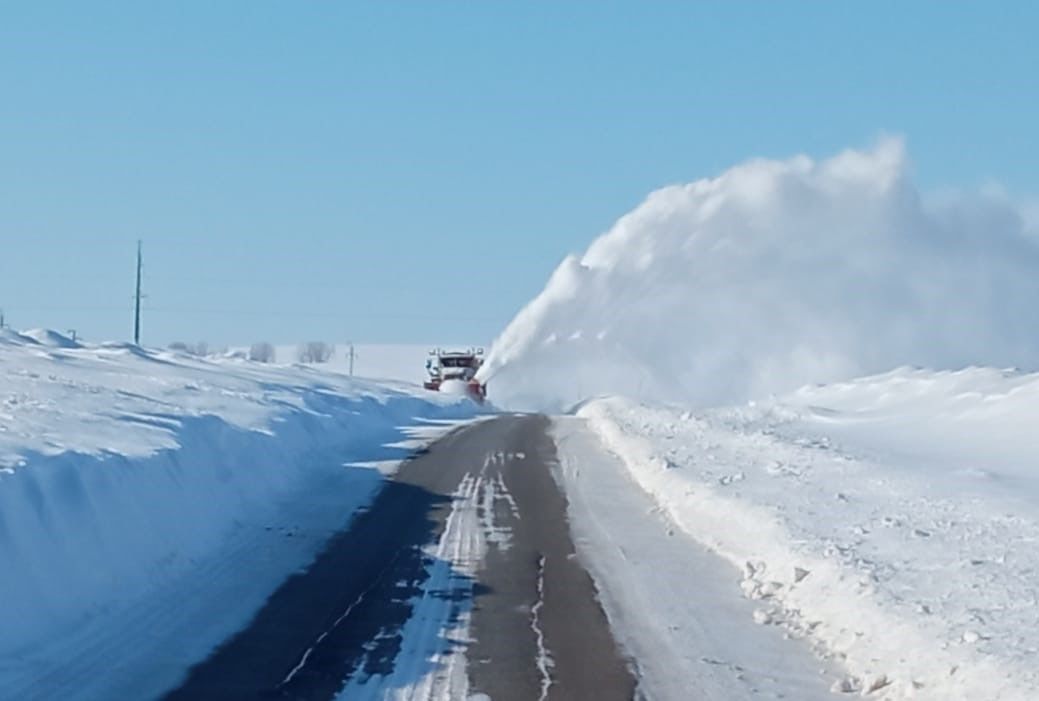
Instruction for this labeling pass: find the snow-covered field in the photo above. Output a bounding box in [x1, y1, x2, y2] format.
[0, 329, 475, 700]
[485, 141, 1039, 699]
[231, 343, 485, 386]
[576, 368, 1039, 699]
[269, 344, 434, 384]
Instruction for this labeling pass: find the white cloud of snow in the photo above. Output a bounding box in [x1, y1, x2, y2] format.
[482, 138, 1039, 410]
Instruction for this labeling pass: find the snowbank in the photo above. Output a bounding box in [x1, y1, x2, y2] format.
[481, 139, 1039, 411]
[580, 367, 1039, 700]
[0, 332, 476, 699]
[551, 418, 839, 700]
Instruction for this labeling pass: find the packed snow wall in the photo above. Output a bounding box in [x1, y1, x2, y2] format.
[480, 139, 1039, 410]
[0, 330, 475, 699]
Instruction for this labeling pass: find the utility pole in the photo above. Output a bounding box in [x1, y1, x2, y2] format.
[348, 342, 356, 376]
[133, 240, 143, 345]
[0, 308, 5, 329]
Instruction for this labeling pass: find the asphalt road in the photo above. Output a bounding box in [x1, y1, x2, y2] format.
[164, 414, 635, 701]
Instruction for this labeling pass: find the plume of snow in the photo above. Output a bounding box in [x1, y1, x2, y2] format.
[481, 138, 1039, 410]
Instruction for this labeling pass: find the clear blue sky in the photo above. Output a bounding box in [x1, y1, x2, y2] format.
[2, 2, 1036, 345]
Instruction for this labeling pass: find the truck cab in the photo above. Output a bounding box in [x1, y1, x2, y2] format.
[424, 348, 487, 402]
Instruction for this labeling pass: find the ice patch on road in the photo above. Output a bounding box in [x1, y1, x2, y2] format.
[479, 474, 514, 551]
[336, 473, 486, 701]
[477, 452, 523, 551]
[530, 555, 553, 701]
[335, 449, 534, 699]
[494, 472, 520, 520]
[384, 417, 484, 452]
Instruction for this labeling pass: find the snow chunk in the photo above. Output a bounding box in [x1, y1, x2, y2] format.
[21, 328, 82, 349]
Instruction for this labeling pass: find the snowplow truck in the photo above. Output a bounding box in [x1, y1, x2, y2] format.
[424, 348, 487, 403]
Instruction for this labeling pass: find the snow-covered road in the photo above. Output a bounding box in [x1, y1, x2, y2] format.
[166, 414, 634, 701]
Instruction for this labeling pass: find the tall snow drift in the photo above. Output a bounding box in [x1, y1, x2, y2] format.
[482, 139, 1039, 410]
[0, 333, 476, 699]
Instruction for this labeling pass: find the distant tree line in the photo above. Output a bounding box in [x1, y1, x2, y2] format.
[297, 341, 334, 363]
[168, 341, 214, 357]
[249, 342, 275, 363]
[167, 340, 335, 364]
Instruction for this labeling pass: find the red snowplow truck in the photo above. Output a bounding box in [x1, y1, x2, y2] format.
[424, 348, 487, 403]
